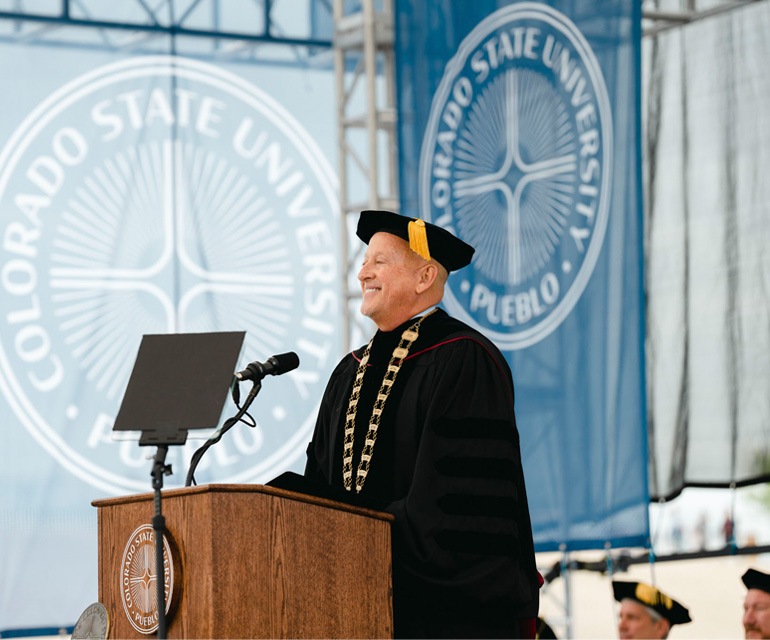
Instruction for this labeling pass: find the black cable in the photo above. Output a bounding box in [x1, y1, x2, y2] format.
[185, 379, 262, 486]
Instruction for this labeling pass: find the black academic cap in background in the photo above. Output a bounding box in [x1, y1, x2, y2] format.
[612, 580, 692, 625]
[743, 568, 770, 594]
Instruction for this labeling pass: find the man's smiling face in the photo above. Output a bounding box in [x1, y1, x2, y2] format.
[357, 232, 425, 331]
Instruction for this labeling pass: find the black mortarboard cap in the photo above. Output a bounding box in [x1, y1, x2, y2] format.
[612, 580, 692, 625]
[356, 209, 475, 272]
[743, 569, 770, 594]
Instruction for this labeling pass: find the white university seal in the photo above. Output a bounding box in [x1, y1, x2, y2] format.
[0, 57, 339, 494]
[420, 3, 613, 350]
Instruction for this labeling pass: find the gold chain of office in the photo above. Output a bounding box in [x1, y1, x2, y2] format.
[342, 309, 436, 493]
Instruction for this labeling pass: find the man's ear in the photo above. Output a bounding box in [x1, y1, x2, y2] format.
[654, 619, 670, 639]
[416, 263, 438, 294]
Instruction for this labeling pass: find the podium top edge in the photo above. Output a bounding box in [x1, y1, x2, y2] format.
[91, 483, 394, 522]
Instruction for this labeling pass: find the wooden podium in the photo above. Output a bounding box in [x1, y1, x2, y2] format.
[92, 484, 394, 639]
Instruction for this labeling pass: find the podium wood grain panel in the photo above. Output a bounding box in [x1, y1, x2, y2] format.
[93, 484, 393, 639]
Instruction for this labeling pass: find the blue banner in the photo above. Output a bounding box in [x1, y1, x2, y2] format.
[0, 49, 340, 630]
[395, 0, 647, 550]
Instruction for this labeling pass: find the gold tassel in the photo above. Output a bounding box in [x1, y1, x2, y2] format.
[408, 219, 431, 261]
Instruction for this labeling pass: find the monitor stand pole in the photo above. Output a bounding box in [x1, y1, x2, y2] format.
[150, 445, 171, 639]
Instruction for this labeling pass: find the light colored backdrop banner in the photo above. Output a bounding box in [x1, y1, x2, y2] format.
[0, 48, 339, 630]
[395, 0, 647, 550]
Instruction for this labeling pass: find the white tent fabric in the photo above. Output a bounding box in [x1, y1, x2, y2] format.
[643, 0, 770, 499]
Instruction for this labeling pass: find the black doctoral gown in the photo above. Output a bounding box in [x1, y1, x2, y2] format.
[304, 308, 540, 638]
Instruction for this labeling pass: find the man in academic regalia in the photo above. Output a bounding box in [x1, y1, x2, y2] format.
[613, 580, 691, 639]
[742, 568, 770, 639]
[304, 210, 540, 638]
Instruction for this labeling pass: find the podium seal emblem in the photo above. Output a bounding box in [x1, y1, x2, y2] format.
[120, 524, 178, 634]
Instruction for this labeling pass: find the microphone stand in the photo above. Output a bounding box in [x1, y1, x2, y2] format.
[185, 379, 262, 487]
[150, 445, 172, 639]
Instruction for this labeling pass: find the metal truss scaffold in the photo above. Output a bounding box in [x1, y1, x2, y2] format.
[333, 0, 399, 351]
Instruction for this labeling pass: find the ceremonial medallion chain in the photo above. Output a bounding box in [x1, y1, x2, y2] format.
[342, 309, 436, 493]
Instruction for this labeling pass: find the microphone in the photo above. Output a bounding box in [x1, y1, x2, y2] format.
[234, 352, 300, 382]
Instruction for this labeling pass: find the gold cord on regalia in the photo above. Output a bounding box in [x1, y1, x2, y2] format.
[342, 309, 437, 493]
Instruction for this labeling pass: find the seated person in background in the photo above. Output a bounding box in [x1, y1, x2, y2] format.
[742, 568, 770, 639]
[613, 580, 691, 639]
